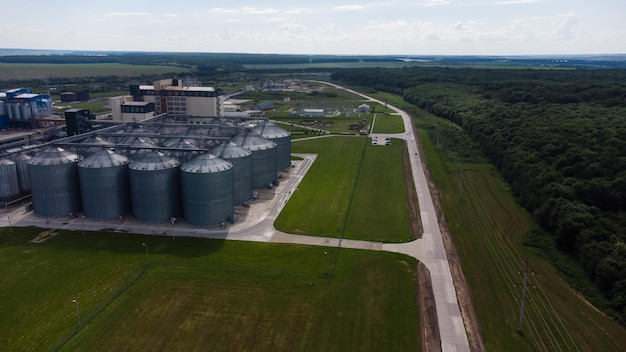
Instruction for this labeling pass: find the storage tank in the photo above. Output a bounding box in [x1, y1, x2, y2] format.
[0, 158, 20, 200]
[162, 138, 197, 162]
[231, 130, 277, 189]
[181, 153, 233, 226]
[251, 120, 292, 170]
[81, 135, 111, 155]
[27, 146, 81, 217]
[124, 136, 157, 156]
[12, 153, 31, 193]
[78, 148, 131, 220]
[21, 103, 31, 120]
[129, 150, 181, 223]
[211, 141, 252, 204]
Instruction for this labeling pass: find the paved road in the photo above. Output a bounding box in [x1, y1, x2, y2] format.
[2, 83, 470, 352]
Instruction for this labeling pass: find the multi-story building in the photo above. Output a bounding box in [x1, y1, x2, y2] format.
[130, 78, 224, 117]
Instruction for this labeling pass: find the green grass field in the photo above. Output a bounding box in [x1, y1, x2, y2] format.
[0, 228, 419, 352]
[416, 110, 626, 351]
[0, 63, 189, 80]
[275, 136, 412, 242]
[371, 114, 405, 134]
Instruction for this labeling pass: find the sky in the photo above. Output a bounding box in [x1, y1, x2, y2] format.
[1, 0, 624, 56]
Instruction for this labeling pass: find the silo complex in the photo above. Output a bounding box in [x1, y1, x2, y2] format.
[129, 150, 181, 223]
[27, 147, 81, 217]
[0, 159, 20, 200]
[78, 148, 131, 220]
[231, 130, 277, 189]
[181, 153, 233, 226]
[211, 141, 252, 204]
[251, 121, 292, 170]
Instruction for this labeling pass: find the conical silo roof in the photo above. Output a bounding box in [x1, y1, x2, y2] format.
[78, 148, 129, 168]
[28, 146, 79, 165]
[181, 153, 232, 173]
[163, 138, 197, 149]
[251, 120, 290, 139]
[212, 141, 251, 159]
[231, 130, 276, 151]
[129, 150, 180, 171]
[0, 158, 15, 166]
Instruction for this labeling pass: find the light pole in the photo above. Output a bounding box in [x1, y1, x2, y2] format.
[142, 243, 149, 263]
[7, 214, 11, 233]
[72, 299, 81, 326]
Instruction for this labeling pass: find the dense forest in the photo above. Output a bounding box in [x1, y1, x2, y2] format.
[331, 67, 626, 323]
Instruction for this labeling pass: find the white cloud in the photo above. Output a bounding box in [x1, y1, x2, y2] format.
[104, 12, 150, 17]
[494, 0, 537, 4]
[332, 5, 365, 11]
[423, 0, 450, 7]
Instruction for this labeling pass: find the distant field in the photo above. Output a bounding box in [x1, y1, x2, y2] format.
[0, 63, 189, 80]
[275, 136, 411, 242]
[243, 61, 432, 70]
[0, 228, 419, 352]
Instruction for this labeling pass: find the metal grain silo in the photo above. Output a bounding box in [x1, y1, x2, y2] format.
[162, 138, 197, 162]
[27, 146, 81, 217]
[12, 153, 31, 193]
[0, 158, 20, 201]
[78, 148, 130, 220]
[181, 153, 233, 226]
[212, 141, 252, 204]
[81, 135, 111, 155]
[252, 120, 292, 170]
[129, 150, 181, 223]
[124, 136, 157, 156]
[231, 130, 277, 189]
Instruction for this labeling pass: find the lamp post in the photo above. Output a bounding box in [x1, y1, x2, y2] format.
[142, 243, 149, 263]
[72, 299, 81, 326]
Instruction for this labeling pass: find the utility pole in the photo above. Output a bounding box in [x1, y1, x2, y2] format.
[518, 258, 530, 330]
[458, 164, 465, 201]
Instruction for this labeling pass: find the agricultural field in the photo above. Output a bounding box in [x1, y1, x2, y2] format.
[0, 228, 419, 352]
[275, 136, 412, 242]
[0, 63, 189, 81]
[416, 109, 626, 351]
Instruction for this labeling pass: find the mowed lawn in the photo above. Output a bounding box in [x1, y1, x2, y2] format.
[371, 114, 405, 134]
[0, 63, 189, 80]
[0, 228, 419, 352]
[275, 136, 412, 242]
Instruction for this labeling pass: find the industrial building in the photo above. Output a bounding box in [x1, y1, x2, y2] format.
[0, 88, 53, 129]
[0, 114, 291, 227]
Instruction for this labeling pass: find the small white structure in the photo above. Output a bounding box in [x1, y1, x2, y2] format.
[358, 104, 371, 113]
[303, 108, 324, 117]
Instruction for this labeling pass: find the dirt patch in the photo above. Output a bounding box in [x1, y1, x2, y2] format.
[410, 118, 486, 352]
[417, 262, 441, 352]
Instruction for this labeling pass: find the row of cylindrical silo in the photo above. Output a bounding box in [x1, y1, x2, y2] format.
[0, 153, 32, 201]
[23, 123, 290, 226]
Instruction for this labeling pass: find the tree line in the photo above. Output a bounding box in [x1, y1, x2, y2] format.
[332, 67, 626, 323]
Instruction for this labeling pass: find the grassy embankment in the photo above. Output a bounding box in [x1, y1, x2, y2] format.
[411, 102, 626, 351]
[0, 228, 419, 352]
[275, 136, 412, 242]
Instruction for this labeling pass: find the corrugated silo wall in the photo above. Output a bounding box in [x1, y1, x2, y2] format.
[129, 167, 181, 223]
[250, 147, 277, 189]
[15, 157, 31, 193]
[228, 155, 252, 204]
[0, 161, 20, 200]
[28, 163, 82, 216]
[275, 135, 292, 170]
[79, 164, 131, 220]
[182, 168, 234, 226]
